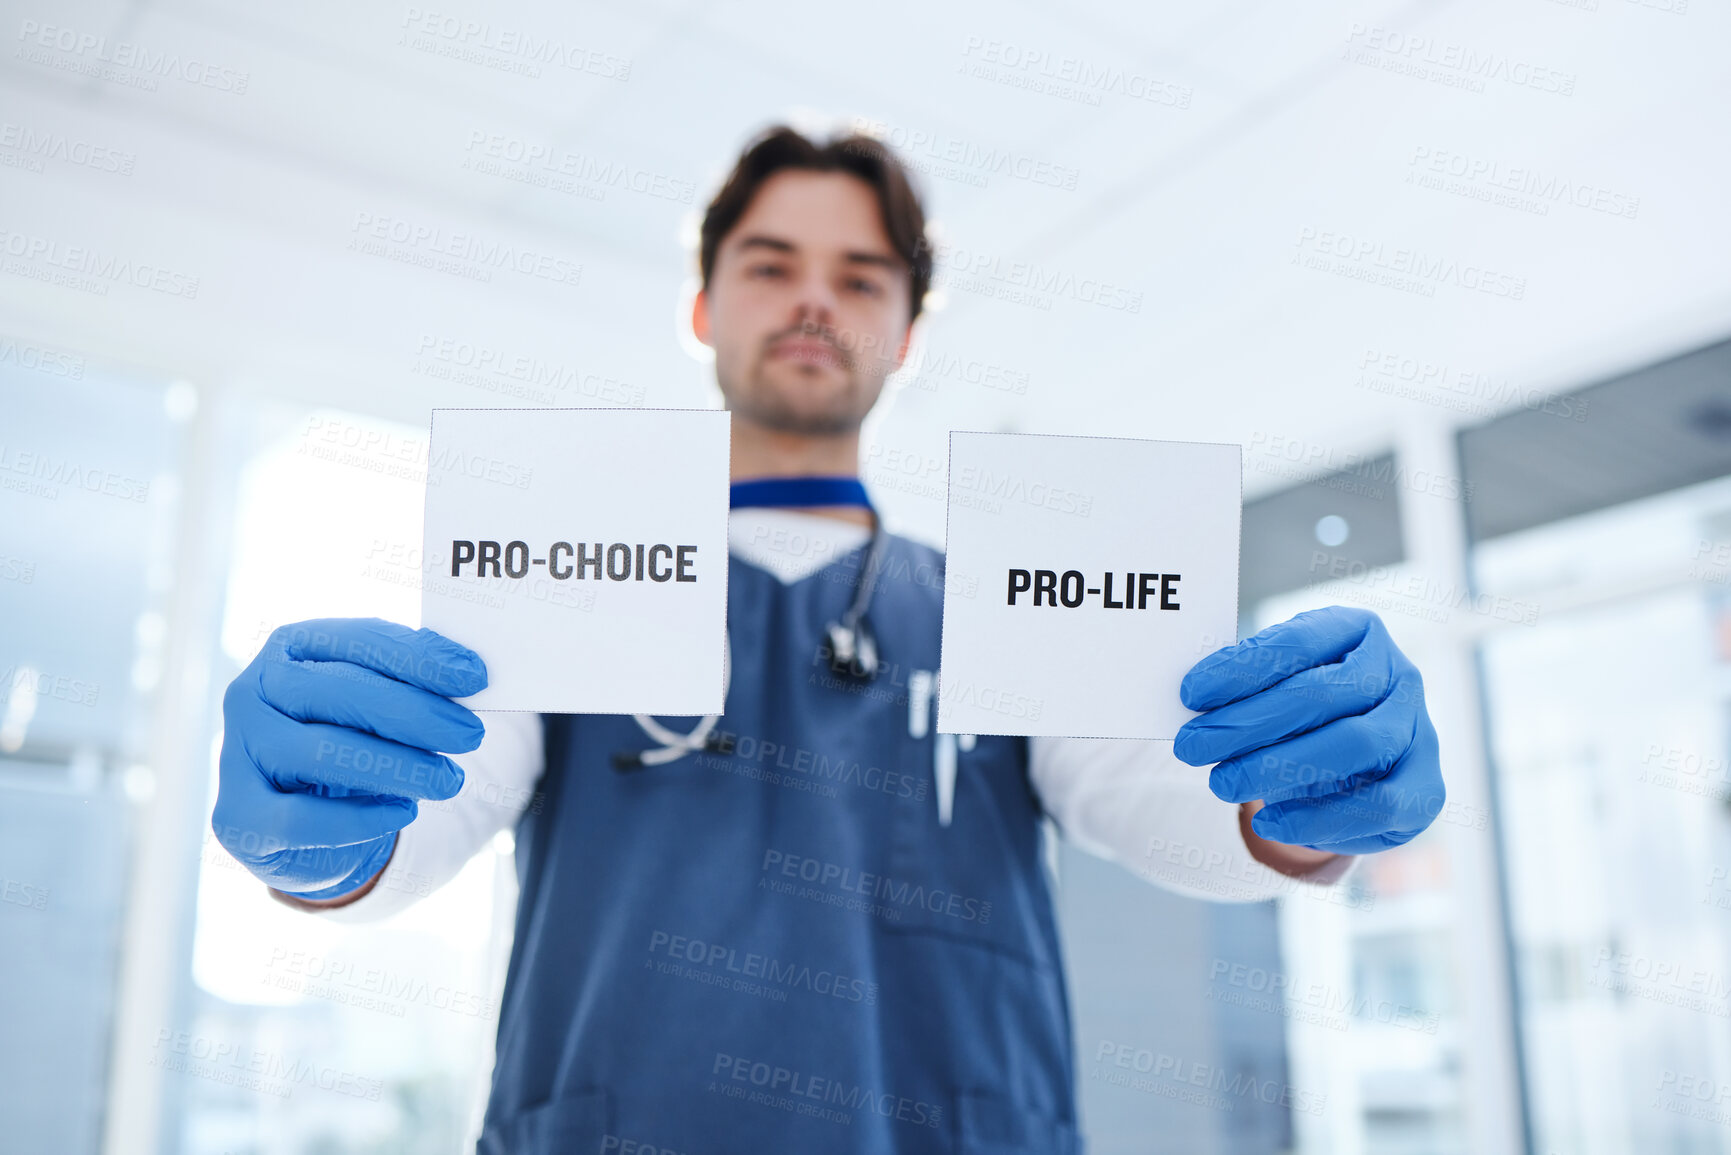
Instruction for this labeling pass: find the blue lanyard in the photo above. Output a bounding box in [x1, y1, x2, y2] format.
[729, 476, 874, 512]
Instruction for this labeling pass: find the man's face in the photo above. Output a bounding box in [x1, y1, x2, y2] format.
[694, 170, 914, 436]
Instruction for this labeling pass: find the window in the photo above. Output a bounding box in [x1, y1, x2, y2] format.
[1475, 476, 1731, 1155]
[176, 405, 514, 1154]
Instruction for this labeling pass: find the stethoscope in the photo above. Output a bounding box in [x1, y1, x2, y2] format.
[610, 476, 886, 773]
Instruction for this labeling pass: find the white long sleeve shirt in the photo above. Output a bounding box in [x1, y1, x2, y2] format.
[316, 508, 1349, 922]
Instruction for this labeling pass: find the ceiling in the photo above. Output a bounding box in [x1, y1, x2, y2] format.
[2, 0, 1727, 541]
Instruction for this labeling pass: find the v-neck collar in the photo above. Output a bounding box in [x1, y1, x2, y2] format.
[727, 507, 874, 586]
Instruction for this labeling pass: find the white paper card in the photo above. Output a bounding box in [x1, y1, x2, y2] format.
[937, 432, 1240, 738]
[421, 408, 730, 715]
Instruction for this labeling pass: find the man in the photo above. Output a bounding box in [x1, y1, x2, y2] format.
[215, 125, 1443, 1153]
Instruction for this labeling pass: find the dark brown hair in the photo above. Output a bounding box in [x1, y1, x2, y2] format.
[699, 125, 933, 323]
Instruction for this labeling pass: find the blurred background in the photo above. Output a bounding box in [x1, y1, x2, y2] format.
[1, 0, 1728, 1152]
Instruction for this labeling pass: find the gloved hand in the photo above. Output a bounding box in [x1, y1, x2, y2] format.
[213, 618, 486, 899]
[1173, 606, 1443, 855]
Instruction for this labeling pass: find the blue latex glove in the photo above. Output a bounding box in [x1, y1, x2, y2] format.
[1173, 606, 1443, 855]
[213, 618, 486, 899]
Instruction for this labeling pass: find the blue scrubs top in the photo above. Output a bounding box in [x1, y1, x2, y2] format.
[476, 533, 1083, 1154]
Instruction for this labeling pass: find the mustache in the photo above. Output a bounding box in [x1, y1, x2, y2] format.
[762, 321, 855, 370]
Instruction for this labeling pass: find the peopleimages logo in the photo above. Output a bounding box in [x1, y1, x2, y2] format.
[348, 212, 583, 287]
[0, 121, 135, 175]
[759, 850, 992, 924]
[1343, 24, 1577, 96]
[648, 930, 880, 1005]
[930, 243, 1143, 313]
[15, 19, 251, 93]
[847, 117, 1081, 190]
[711, 1053, 943, 1128]
[0, 443, 149, 502]
[0, 229, 200, 298]
[398, 7, 631, 80]
[1406, 146, 1639, 219]
[1293, 226, 1526, 300]
[957, 37, 1193, 109]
